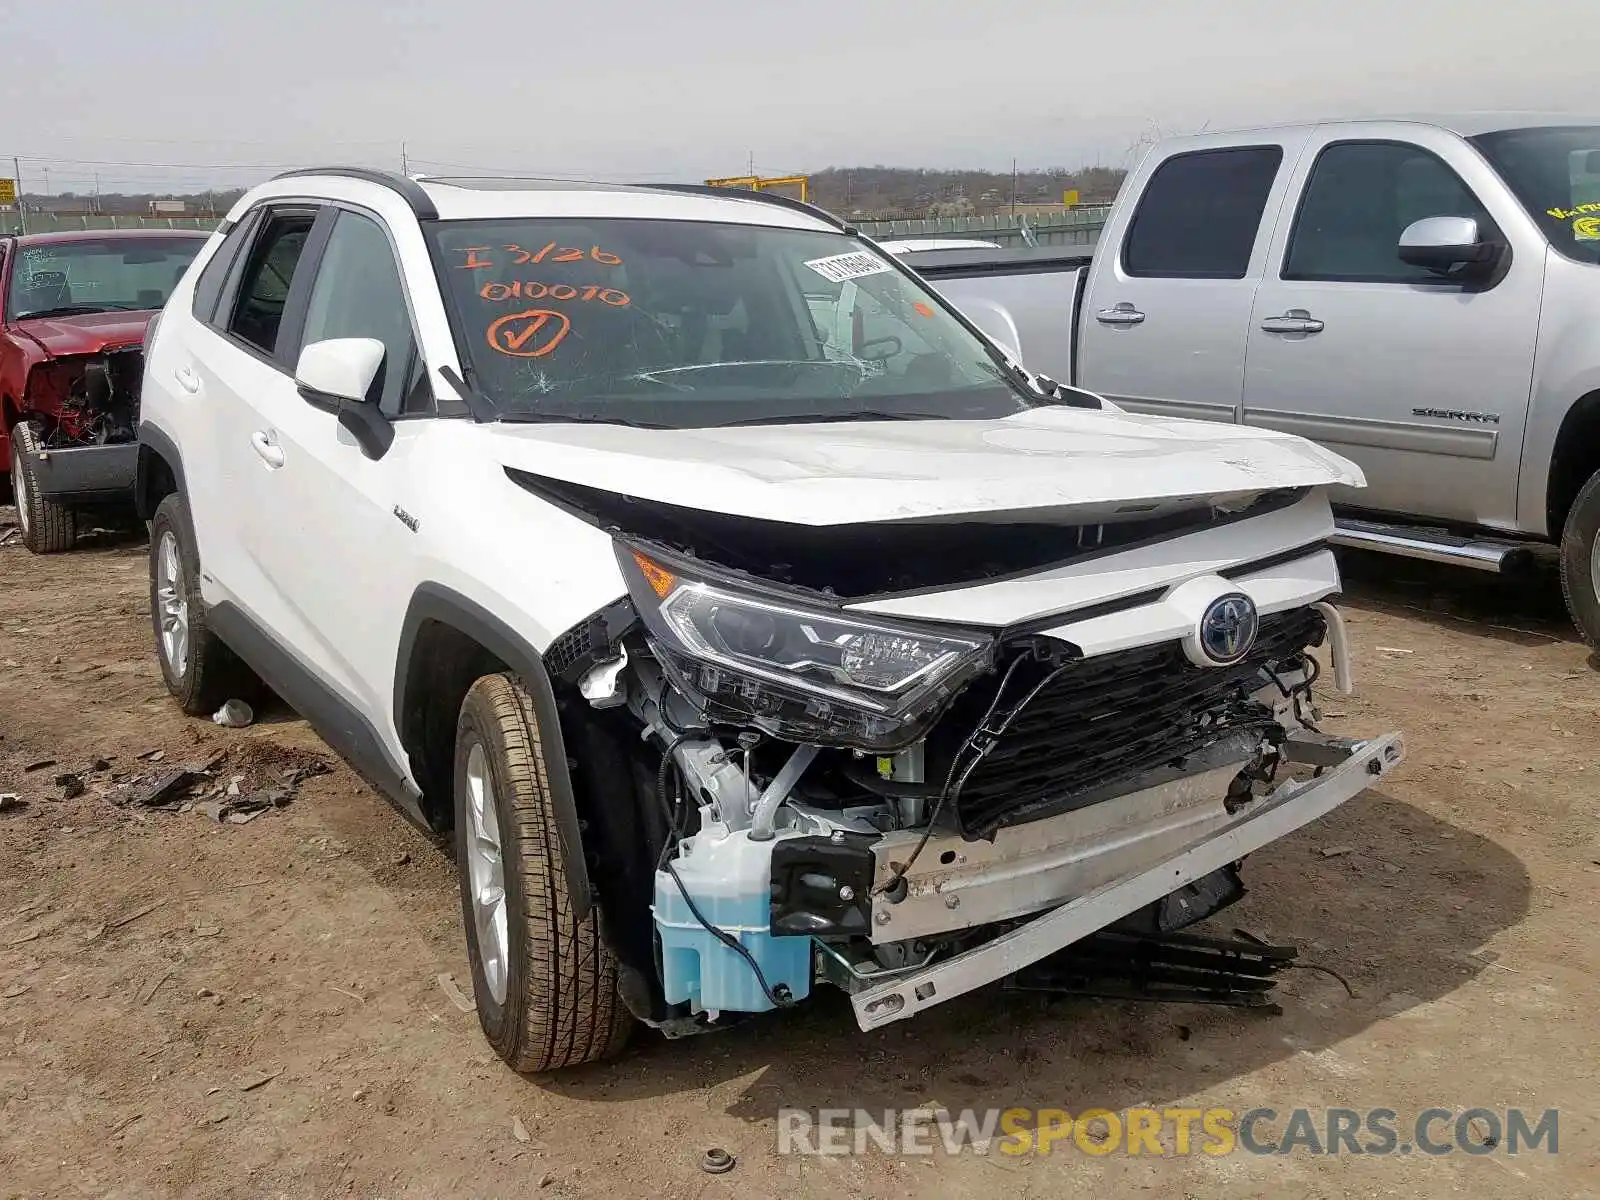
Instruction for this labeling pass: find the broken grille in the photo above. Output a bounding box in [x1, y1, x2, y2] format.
[938, 607, 1327, 838]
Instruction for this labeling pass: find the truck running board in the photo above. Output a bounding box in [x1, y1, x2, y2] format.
[1331, 518, 1540, 573]
[1003, 930, 1298, 1012]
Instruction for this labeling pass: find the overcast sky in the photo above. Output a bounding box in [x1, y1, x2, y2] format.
[1, 0, 1593, 193]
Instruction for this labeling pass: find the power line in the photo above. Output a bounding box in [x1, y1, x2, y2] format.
[0, 151, 382, 171]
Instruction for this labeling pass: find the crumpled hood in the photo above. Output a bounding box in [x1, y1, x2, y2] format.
[489, 406, 1365, 525]
[13, 310, 154, 357]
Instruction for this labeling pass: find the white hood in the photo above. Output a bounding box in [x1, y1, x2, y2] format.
[489, 407, 1363, 526]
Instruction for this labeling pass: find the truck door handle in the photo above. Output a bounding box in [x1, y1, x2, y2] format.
[173, 366, 202, 394]
[250, 431, 285, 470]
[1260, 310, 1324, 334]
[1095, 303, 1146, 326]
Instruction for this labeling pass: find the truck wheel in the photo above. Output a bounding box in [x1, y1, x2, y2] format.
[454, 672, 632, 1072]
[149, 492, 259, 715]
[1560, 469, 1600, 652]
[10, 421, 76, 554]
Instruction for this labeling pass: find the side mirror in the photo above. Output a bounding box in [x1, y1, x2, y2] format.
[295, 337, 385, 405]
[1398, 216, 1500, 277]
[295, 337, 394, 460]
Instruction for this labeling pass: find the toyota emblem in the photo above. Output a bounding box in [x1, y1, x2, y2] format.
[1198, 593, 1259, 665]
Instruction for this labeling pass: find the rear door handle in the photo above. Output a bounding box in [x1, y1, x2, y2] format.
[173, 366, 202, 394]
[250, 431, 285, 470]
[1095, 303, 1146, 326]
[1260, 310, 1324, 334]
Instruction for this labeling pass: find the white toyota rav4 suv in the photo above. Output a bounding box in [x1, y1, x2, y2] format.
[137, 168, 1403, 1072]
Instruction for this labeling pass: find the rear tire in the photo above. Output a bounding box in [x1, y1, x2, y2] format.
[454, 672, 632, 1073]
[10, 421, 76, 554]
[149, 492, 259, 716]
[1560, 468, 1600, 655]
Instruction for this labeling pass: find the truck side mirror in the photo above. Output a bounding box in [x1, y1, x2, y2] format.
[1397, 216, 1500, 278]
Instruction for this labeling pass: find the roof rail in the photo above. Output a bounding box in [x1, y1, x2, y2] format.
[642, 183, 850, 232]
[270, 167, 438, 220]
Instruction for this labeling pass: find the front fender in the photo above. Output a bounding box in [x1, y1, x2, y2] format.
[394, 582, 593, 918]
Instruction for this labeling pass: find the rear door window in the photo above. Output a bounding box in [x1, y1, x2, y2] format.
[1123, 147, 1284, 279]
[224, 211, 318, 359]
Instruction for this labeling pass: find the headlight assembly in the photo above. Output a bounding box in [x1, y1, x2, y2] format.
[618, 543, 993, 749]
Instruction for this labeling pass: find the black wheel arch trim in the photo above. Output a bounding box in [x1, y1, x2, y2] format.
[394, 582, 594, 919]
[135, 421, 188, 521]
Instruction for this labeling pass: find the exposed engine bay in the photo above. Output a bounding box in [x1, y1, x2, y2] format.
[28, 346, 144, 448]
[540, 497, 1405, 1035]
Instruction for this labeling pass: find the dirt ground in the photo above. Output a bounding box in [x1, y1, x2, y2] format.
[1, 506, 1597, 1200]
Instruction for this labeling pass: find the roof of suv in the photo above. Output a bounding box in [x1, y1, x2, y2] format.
[261, 168, 843, 233]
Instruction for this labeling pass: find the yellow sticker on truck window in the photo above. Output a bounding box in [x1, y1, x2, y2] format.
[1575, 215, 1600, 242]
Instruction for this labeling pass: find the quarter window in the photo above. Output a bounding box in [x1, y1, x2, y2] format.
[191, 214, 258, 323]
[1284, 141, 1498, 283]
[1123, 147, 1283, 279]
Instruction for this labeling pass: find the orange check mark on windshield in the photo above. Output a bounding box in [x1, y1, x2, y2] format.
[486, 308, 572, 358]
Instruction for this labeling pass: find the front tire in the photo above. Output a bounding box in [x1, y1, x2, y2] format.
[1560, 469, 1600, 654]
[10, 421, 76, 554]
[149, 492, 259, 715]
[454, 672, 632, 1072]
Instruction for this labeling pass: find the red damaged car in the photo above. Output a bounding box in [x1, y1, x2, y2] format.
[1, 229, 208, 552]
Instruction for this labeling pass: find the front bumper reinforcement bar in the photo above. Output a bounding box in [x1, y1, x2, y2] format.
[849, 730, 1404, 1031]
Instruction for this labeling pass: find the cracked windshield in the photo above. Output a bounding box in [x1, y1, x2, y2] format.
[429, 217, 1033, 427]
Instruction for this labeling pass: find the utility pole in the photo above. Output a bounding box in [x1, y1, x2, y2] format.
[748, 150, 755, 177]
[11, 156, 24, 233]
[401, 140, 409, 175]
[42, 166, 50, 197]
[1010, 157, 1018, 217]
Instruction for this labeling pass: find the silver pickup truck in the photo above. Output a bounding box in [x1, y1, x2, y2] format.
[895, 115, 1600, 650]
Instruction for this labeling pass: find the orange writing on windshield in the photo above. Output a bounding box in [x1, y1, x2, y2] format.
[486, 308, 572, 358]
[479, 244, 625, 267]
[480, 280, 629, 306]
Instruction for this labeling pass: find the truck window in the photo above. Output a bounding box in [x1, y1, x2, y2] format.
[1122, 147, 1283, 279]
[1469, 124, 1600, 265]
[1283, 141, 1497, 283]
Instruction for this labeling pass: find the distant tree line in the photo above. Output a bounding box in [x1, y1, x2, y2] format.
[805, 166, 1127, 218]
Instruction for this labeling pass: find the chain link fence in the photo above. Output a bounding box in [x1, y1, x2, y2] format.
[3, 211, 223, 234]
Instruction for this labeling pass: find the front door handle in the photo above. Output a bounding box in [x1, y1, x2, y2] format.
[1095, 303, 1146, 326]
[173, 366, 202, 394]
[250, 431, 285, 470]
[1260, 309, 1325, 335]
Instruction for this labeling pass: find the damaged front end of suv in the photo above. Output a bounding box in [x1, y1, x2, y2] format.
[535, 479, 1405, 1036]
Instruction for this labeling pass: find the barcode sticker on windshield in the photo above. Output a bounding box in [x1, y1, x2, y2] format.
[803, 251, 893, 283]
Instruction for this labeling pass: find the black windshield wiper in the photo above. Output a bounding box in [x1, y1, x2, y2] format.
[496, 410, 672, 429]
[16, 303, 141, 320]
[704, 410, 948, 428]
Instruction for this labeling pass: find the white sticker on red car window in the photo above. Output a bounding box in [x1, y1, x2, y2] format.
[802, 251, 892, 284]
